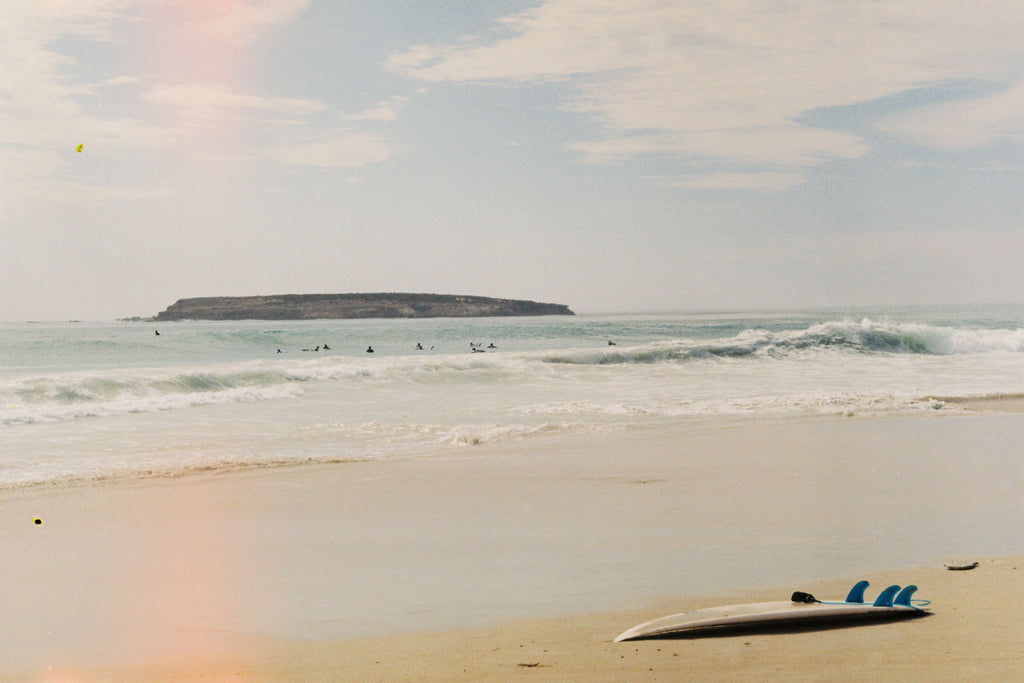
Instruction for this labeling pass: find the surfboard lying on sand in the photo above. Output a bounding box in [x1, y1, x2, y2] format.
[614, 581, 930, 642]
[943, 560, 979, 570]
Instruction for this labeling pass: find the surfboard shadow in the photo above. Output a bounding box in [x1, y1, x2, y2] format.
[632, 611, 933, 641]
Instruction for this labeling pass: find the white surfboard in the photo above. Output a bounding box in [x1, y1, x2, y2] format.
[614, 582, 929, 642]
[943, 560, 979, 570]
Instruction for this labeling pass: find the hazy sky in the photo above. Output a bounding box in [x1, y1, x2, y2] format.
[2, 1, 1023, 321]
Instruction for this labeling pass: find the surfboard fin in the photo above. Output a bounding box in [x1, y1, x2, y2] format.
[872, 584, 901, 607]
[845, 580, 870, 603]
[894, 585, 917, 607]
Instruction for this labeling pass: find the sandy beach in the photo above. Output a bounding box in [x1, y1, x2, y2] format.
[10, 557, 1015, 683]
[2, 409, 1022, 681]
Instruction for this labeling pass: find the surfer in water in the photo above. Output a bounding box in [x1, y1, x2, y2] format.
[366, 346, 375, 353]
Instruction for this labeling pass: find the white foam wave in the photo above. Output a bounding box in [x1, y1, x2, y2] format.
[1, 363, 305, 425]
[525, 392, 970, 420]
[2, 317, 1020, 428]
[536, 319, 1024, 365]
[302, 420, 595, 449]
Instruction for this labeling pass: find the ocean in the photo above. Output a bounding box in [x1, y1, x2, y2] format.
[1, 305, 1022, 489]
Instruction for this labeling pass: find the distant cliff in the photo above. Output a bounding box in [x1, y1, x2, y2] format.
[151, 293, 575, 321]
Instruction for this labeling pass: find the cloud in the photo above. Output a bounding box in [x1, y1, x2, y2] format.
[878, 80, 1024, 150]
[101, 75, 142, 88]
[0, 1, 136, 43]
[264, 131, 394, 167]
[0, 0, 378, 212]
[26, 178, 174, 204]
[0, 1, 320, 145]
[387, 0, 1024, 183]
[0, 2, 129, 142]
[0, 4, 155, 160]
[143, 82, 326, 128]
[570, 125, 867, 167]
[347, 97, 410, 122]
[657, 170, 807, 192]
[193, 0, 311, 45]
[139, 85, 396, 167]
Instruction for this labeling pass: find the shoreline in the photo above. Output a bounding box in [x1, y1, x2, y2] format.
[937, 393, 1024, 413]
[3, 410, 1022, 680]
[3, 390, 1023, 495]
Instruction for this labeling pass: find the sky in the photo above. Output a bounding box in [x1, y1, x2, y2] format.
[2, 0, 1023, 321]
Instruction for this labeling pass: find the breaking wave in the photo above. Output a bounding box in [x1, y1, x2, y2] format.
[3, 318, 1020, 426]
[2, 363, 303, 425]
[539, 319, 1024, 365]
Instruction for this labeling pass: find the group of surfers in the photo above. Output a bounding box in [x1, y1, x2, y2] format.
[272, 342, 501, 354]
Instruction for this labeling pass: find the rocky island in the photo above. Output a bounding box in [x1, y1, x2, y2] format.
[150, 293, 574, 321]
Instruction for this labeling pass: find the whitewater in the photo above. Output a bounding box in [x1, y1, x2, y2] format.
[1, 306, 1021, 488]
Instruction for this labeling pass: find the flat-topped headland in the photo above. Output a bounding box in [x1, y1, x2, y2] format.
[150, 293, 574, 321]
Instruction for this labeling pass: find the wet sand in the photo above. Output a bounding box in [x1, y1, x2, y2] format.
[2, 409, 1022, 681]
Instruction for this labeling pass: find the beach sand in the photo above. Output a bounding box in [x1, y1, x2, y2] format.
[17, 557, 1015, 683]
[2, 410, 1022, 681]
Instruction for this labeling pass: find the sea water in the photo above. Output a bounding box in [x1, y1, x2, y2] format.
[1, 305, 1022, 488]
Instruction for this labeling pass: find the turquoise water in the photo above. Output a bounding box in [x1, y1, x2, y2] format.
[1, 305, 1021, 487]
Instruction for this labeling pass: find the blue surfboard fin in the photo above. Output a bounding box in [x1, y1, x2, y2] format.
[873, 584, 901, 607]
[894, 585, 918, 607]
[845, 580, 870, 603]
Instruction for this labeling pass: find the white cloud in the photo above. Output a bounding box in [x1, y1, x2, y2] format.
[348, 97, 410, 122]
[264, 131, 394, 167]
[659, 170, 807, 192]
[28, 178, 174, 204]
[193, 0, 311, 45]
[139, 85, 398, 167]
[0, 0, 354, 210]
[570, 125, 867, 167]
[101, 75, 142, 88]
[387, 0, 1024, 182]
[0, 2, 126, 145]
[143, 82, 326, 128]
[0, 2, 172, 210]
[878, 80, 1024, 150]
[0, 1, 136, 43]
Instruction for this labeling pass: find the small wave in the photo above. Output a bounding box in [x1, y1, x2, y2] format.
[0, 353, 527, 427]
[0, 419, 602, 490]
[523, 391, 1002, 420]
[0, 454, 377, 493]
[444, 421, 590, 446]
[1, 363, 305, 425]
[304, 420, 595, 448]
